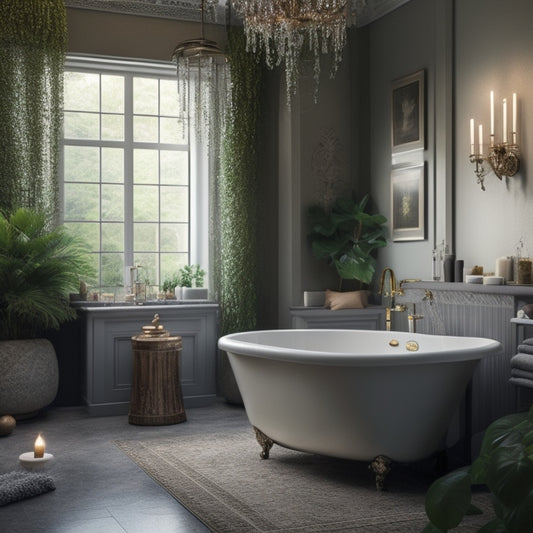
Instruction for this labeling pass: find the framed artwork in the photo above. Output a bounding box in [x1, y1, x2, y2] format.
[391, 164, 425, 242]
[391, 70, 425, 153]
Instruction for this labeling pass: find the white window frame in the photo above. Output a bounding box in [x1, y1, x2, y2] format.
[60, 54, 209, 289]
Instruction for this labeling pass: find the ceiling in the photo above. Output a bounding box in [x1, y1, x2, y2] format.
[64, 0, 413, 27]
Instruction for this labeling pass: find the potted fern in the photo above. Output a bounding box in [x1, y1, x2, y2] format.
[0, 208, 93, 418]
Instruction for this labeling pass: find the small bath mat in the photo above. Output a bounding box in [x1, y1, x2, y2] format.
[0, 471, 55, 506]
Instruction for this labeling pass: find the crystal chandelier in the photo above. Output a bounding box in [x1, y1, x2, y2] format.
[232, 0, 356, 105]
[172, 0, 231, 145]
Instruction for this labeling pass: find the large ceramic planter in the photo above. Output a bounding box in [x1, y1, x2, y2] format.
[0, 339, 59, 418]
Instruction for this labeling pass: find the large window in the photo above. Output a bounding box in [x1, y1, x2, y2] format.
[61, 56, 202, 298]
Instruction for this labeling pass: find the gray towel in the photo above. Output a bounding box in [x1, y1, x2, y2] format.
[0, 471, 55, 506]
[511, 353, 533, 372]
[511, 368, 533, 381]
[518, 344, 533, 355]
[521, 337, 533, 346]
[509, 377, 533, 390]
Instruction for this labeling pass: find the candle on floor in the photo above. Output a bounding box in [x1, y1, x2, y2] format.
[19, 434, 54, 469]
[34, 433, 45, 458]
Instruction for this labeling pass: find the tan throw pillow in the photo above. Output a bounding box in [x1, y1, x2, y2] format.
[324, 290, 368, 310]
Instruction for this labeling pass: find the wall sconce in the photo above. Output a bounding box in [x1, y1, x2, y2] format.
[469, 91, 520, 191]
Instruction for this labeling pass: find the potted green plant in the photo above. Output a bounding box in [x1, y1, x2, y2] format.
[161, 274, 180, 299]
[0, 208, 93, 418]
[179, 264, 207, 300]
[423, 405, 533, 532]
[308, 194, 388, 291]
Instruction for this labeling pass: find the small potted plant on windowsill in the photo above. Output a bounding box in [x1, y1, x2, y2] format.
[161, 275, 179, 300]
[179, 264, 207, 300]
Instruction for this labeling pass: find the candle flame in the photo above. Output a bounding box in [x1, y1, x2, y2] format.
[34, 434, 45, 458]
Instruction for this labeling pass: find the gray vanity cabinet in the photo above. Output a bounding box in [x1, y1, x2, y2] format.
[290, 306, 386, 330]
[79, 304, 219, 416]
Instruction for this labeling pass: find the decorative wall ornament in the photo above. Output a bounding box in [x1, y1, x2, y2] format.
[312, 128, 347, 212]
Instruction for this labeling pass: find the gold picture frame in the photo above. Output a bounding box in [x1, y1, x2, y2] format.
[391, 164, 425, 242]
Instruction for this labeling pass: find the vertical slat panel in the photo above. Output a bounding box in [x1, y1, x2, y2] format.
[401, 288, 516, 434]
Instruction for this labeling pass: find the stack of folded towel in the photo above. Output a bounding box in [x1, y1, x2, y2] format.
[510, 338, 533, 389]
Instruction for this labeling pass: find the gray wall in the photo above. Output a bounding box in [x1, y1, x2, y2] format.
[275, 41, 364, 327]
[367, 0, 533, 286]
[455, 0, 533, 271]
[66, 1, 533, 328]
[270, 0, 455, 327]
[367, 0, 453, 286]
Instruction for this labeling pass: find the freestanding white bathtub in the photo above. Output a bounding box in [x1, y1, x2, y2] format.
[218, 329, 502, 489]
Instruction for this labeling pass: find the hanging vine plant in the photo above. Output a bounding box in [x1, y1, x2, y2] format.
[0, 0, 67, 220]
[218, 27, 263, 336]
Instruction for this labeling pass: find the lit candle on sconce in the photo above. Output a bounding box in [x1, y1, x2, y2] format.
[34, 433, 45, 458]
[502, 98, 507, 143]
[512, 92, 517, 144]
[469, 90, 520, 188]
[490, 90, 495, 145]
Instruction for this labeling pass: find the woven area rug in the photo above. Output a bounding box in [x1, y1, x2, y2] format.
[115, 429, 492, 533]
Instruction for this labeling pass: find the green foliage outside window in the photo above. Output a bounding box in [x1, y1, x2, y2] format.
[0, 0, 67, 220]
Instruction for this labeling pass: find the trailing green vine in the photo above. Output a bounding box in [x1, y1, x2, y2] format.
[217, 27, 263, 336]
[0, 0, 67, 221]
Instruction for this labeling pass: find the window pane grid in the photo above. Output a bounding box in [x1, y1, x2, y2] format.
[62, 58, 190, 297]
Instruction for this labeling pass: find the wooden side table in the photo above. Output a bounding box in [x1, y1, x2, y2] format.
[128, 314, 186, 425]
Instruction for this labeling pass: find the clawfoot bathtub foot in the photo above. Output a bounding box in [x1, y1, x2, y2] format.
[369, 455, 392, 491]
[253, 426, 274, 459]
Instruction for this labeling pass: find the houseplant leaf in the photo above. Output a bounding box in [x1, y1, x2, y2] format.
[424, 467, 472, 531]
[308, 194, 387, 288]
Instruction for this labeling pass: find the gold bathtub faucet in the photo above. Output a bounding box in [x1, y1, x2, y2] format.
[378, 268, 406, 331]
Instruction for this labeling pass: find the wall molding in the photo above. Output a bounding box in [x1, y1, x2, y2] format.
[65, 0, 413, 27]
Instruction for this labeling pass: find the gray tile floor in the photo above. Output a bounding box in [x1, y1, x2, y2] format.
[1, 400, 249, 532]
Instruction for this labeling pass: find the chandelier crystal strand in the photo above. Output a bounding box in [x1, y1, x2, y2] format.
[233, 0, 354, 106]
[172, 0, 230, 147]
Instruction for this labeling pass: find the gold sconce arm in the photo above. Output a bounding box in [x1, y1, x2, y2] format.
[469, 92, 521, 190]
